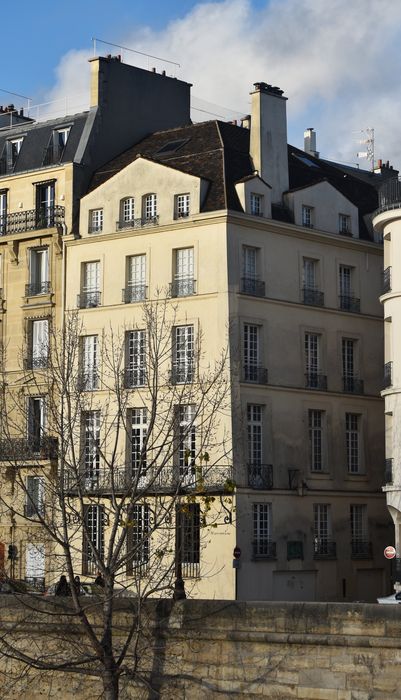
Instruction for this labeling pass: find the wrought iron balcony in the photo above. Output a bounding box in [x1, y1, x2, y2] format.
[342, 376, 364, 394]
[385, 458, 393, 484]
[0, 206, 65, 235]
[351, 540, 372, 559]
[170, 362, 195, 384]
[240, 277, 265, 297]
[248, 463, 273, 490]
[77, 291, 101, 309]
[339, 294, 360, 313]
[383, 267, 392, 294]
[182, 562, 200, 579]
[313, 539, 336, 559]
[25, 281, 51, 297]
[243, 365, 268, 384]
[302, 287, 324, 307]
[252, 540, 277, 560]
[121, 285, 147, 303]
[77, 372, 99, 392]
[169, 278, 196, 298]
[63, 467, 129, 494]
[123, 368, 147, 389]
[383, 361, 393, 389]
[116, 215, 159, 230]
[305, 372, 327, 390]
[24, 355, 49, 370]
[0, 436, 58, 461]
[376, 177, 401, 215]
[42, 142, 65, 166]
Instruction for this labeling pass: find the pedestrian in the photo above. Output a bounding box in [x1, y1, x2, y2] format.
[94, 570, 105, 587]
[73, 575, 81, 596]
[55, 574, 70, 596]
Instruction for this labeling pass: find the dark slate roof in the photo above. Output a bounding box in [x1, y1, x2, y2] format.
[0, 112, 90, 174]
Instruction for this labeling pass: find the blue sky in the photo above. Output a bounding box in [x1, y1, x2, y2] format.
[3, 0, 401, 169]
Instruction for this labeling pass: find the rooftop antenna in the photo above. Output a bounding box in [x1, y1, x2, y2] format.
[356, 128, 374, 171]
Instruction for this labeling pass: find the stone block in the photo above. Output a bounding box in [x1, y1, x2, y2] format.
[299, 669, 346, 689]
[297, 687, 339, 699]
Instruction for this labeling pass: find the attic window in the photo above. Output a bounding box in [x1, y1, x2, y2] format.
[155, 139, 188, 156]
[293, 154, 320, 168]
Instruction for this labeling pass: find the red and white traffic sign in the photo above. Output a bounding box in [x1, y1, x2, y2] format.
[384, 545, 396, 559]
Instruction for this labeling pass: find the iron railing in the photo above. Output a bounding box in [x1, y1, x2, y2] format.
[385, 458, 393, 484]
[123, 368, 147, 388]
[121, 285, 147, 303]
[302, 287, 324, 306]
[169, 278, 196, 298]
[77, 291, 101, 309]
[376, 178, 401, 214]
[24, 355, 49, 370]
[77, 372, 99, 392]
[0, 436, 58, 461]
[0, 206, 65, 235]
[182, 561, 200, 578]
[339, 295, 360, 313]
[243, 365, 268, 384]
[170, 363, 195, 384]
[240, 277, 265, 297]
[305, 372, 327, 390]
[383, 267, 392, 294]
[25, 281, 51, 297]
[24, 503, 45, 518]
[383, 361, 393, 389]
[248, 463, 273, 489]
[342, 376, 364, 394]
[313, 539, 337, 559]
[25, 577, 45, 592]
[116, 216, 159, 230]
[351, 540, 372, 559]
[252, 540, 277, 560]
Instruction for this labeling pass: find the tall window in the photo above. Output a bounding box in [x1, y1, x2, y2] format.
[305, 332, 324, 389]
[173, 247, 195, 297]
[339, 265, 352, 297]
[243, 246, 258, 280]
[342, 339, 355, 379]
[346, 413, 360, 473]
[143, 193, 157, 220]
[29, 318, 49, 369]
[243, 323, 260, 382]
[43, 128, 70, 165]
[89, 209, 103, 234]
[253, 503, 274, 558]
[127, 504, 150, 574]
[350, 504, 367, 542]
[28, 248, 49, 296]
[126, 330, 146, 387]
[250, 193, 263, 216]
[339, 213, 351, 235]
[302, 205, 314, 228]
[303, 258, 316, 289]
[0, 191, 7, 234]
[178, 503, 200, 577]
[175, 193, 190, 218]
[83, 504, 104, 575]
[7, 138, 23, 170]
[248, 405, 262, 466]
[125, 254, 146, 302]
[173, 325, 194, 383]
[25, 476, 44, 517]
[35, 182, 55, 228]
[81, 335, 99, 391]
[309, 409, 324, 472]
[120, 197, 135, 227]
[28, 397, 46, 452]
[177, 405, 196, 487]
[82, 411, 100, 486]
[130, 408, 148, 487]
[313, 504, 334, 556]
[81, 261, 100, 308]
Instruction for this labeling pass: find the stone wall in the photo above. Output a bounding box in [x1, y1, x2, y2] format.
[1, 597, 401, 699]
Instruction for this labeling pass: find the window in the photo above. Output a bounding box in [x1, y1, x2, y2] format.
[339, 213, 351, 235]
[35, 182, 55, 228]
[28, 248, 49, 296]
[125, 330, 146, 387]
[313, 504, 335, 557]
[305, 332, 325, 389]
[178, 503, 200, 577]
[143, 193, 157, 221]
[81, 335, 99, 391]
[346, 413, 360, 474]
[125, 254, 146, 302]
[175, 193, 190, 219]
[89, 209, 103, 234]
[120, 197, 135, 228]
[342, 338, 362, 393]
[302, 205, 314, 228]
[29, 318, 49, 369]
[302, 258, 323, 305]
[177, 405, 196, 487]
[130, 408, 148, 487]
[127, 504, 150, 574]
[250, 193, 263, 217]
[247, 405, 271, 489]
[83, 504, 104, 575]
[253, 503, 275, 558]
[82, 411, 100, 487]
[0, 191, 7, 235]
[339, 265, 360, 312]
[8, 138, 23, 169]
[25, 476, 44, 518]
[309, 409, 324, 472]
[303, 258, 316, 289]
[28, 397, 46, 453]
[244, 324, 265, 383]
[241, 245, 264, 296]
[172, 247, 195, 297]
[172, 325, 194, 383]
[43, 128, 70, 165]
[80, 261, 101, 308]
[350, 504, 370, 557]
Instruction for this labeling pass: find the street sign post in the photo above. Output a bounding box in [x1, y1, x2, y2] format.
[384, 545, 396, 559]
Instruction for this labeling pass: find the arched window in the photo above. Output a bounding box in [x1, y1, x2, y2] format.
[120, 197, 134, 228]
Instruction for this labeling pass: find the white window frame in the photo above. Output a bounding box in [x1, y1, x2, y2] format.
[29, 248, 49, 294]
[121, 197, 135, 224]
[253, 503, 273, 557]
[250, 192, 263, 217]
[30, 318, 49, 368]
[81, 261, 100, 307]
[173, 325, 194, 383]
[82, 411, 101, 486]
[175, 193, 190, 219]
[309, 409, 324, 472]
[27, 396, 46, 451]
[302, 205, 314, 228]
[0, 191, 7, 234]
[313, 503, 331, 543]
[143, 193, 157, 220]
[127, 503, 150, 571]
[242, 246, 258, 280]
[178, 405, 196, 487]
[339, 213, 351, 235]
[89, 209, 103, 234]
[26, 476, 44, 518]
[126, 330, 146, 387]
[346, 412, 361, 474]
[81, 335, 99, 391]
[244, 323, 261, 381]
[303, 258, 317, 290]
[126, 254, 146, 302]
[83, 504, 104, 575]
[130, 409, 148, 488]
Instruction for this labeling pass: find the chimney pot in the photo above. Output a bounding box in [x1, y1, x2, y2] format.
[162, 70, 166, 76]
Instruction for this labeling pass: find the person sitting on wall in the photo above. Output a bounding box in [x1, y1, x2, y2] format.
[94, 571, 105, 588]
[55, 575, 70, 596]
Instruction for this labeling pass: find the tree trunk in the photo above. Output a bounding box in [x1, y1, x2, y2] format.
[102, 670, 119, 700]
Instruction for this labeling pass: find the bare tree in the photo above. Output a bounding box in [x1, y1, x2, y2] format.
[0, 295, 233, 699]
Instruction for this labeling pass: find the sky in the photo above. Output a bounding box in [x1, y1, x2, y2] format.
[3, 0, 401, 170]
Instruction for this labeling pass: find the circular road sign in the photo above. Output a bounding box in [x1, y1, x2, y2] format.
[384, 545, 396, 559]
[233, 546, 241, 560]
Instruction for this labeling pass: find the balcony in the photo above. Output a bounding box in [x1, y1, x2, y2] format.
[240, 277, 265, 297]
[123, 368, 147, 389]
[342, 376, 364, 394]
[339, 295, 360, 313]
[25, 281, 51, 297]
[169, 278, 196, 298]
[122, 285, 147, 303]
[383, 267, 392, 294]
[170, 363, 195, 385]
[383, 361, 393, 389]
[243, 365, 268, 384]
[24, 355, 49, 370]
[77, 291, 101, 309]
[385, 458, 393, 484]
[252, 540, 277, 560]
[351, 540, 372, 559]
[313, 539, 336, 559]
[0, 206, 65, 235]
[376, 177, 401, 215]
[182, 562, 200, 579]
[116, 216, 159, 231]
[0, 436, 58, 461]
[302, 287, 324, 307]
[305, 372, 327, 391]
[248, 463, 273, 490]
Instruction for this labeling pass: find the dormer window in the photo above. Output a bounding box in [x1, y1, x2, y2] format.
[250, 193, 263, 217]
[0, 137, 23, 174]
[43, 128, 70, 166]
[302, 205, 314, 228]
[89, 209, 103, 234]
[143, 194, 157, 222]
[175, 193, 190, 219]
[339, 213, 351, 236]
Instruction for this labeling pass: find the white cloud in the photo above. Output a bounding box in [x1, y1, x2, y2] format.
[41, 0, 401, 168]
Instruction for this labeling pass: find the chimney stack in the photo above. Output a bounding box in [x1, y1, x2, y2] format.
[304, 128, 319, 158]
